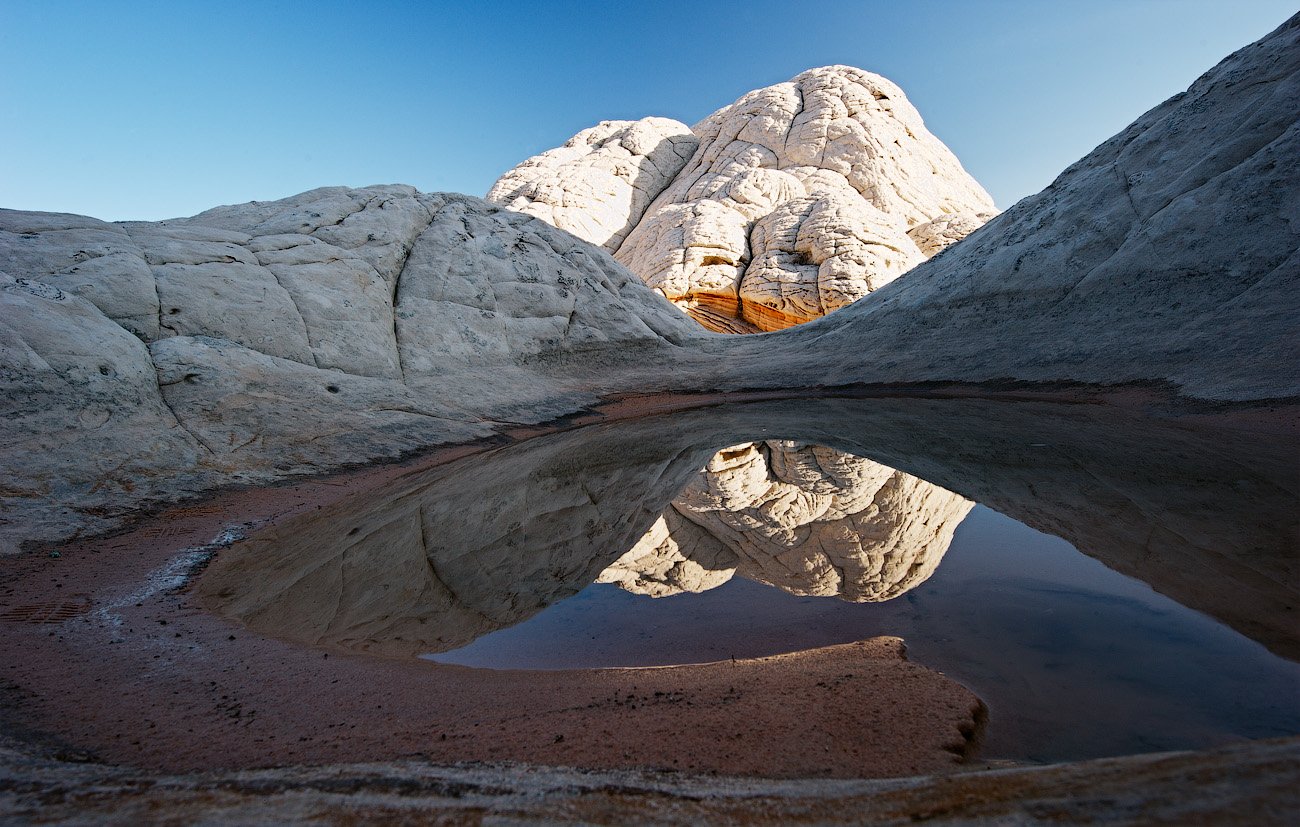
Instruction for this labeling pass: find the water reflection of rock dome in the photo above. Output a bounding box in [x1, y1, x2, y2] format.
[200, 395, 1300, 664]
[600, 441, 974, 600]
[199, 427, 968, 658]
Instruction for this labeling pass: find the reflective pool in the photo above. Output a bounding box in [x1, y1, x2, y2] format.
[199, 397, 1300, 764]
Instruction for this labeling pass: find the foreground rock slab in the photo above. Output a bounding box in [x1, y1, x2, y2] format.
[3, 735, 1297, 825]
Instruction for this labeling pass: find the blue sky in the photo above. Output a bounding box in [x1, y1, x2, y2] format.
[2, 1, 1294, 220]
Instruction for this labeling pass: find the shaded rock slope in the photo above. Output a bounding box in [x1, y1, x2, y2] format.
[0, 191, 704, 552]
[2, 15, 1298, 555]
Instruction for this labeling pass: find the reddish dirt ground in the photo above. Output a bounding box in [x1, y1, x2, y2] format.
[0, 485, 983, 778]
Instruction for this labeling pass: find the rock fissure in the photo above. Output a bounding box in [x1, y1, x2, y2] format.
[150, 371, 219, 458]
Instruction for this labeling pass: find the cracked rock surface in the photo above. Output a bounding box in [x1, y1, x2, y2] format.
[0, 188, 704, 553]
[486, 118, 699, 254]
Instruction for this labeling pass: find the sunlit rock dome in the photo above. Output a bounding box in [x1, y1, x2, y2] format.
[489, 65, 997, 332]
[486, 118, 699, 254]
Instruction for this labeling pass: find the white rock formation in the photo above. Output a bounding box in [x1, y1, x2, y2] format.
[601, 441, 973, 601]
[1, 15, 1297, 559]
[486, 118, 699, 253]
[0, 188, 704, 552]
[491, 66, 997, 331]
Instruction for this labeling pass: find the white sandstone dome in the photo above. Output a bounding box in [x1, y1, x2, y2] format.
[486, 118, 698, 253]
[490, 65, 997, 332]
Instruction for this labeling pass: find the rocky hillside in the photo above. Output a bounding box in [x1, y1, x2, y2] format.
[0, 190, 704, 552]
[724, 16, 1300, 401]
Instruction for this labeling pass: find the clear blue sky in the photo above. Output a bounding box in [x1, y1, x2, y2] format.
[2, 1, 1294, 221]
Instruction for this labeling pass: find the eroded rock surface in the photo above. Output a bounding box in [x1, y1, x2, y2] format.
[491, 66, 997, 331]
[0, 188, 704, 553]
[486, 118, 699, 253]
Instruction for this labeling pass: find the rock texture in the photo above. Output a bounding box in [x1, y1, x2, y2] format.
[486, 118, 699, 253]
[718, 16, 1300, 400]
[4, 735, 1298, 825]
[600, 441, 973, 601]
[491, 66, 996, 331]
[0, 188, 703, 553]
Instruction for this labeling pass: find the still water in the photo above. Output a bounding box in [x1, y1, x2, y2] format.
[200, 397, 1300, 764]
[433, 503, 1300, 761]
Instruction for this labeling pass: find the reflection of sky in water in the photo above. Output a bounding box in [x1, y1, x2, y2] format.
[432, 504, 1300, 763]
